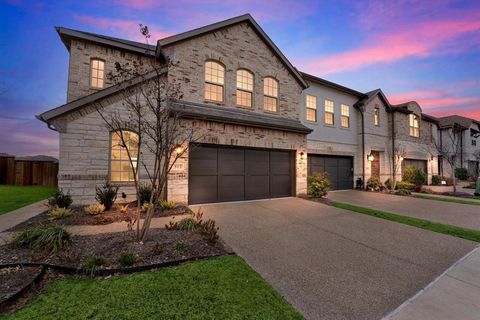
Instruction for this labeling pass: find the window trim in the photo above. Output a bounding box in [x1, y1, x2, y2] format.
[263, 76, 279, 113]
[109, 130, 139, 183]
[90, 58, 105, 90]
[374, 107, 380, 126]
[324, 99, 335, 126]
[340, 104, 350, 128]
[204, 60, 225, 104]
[409, 114, 420, 138]
[305, 94, 317, 122]
[236, 68, 254, 108]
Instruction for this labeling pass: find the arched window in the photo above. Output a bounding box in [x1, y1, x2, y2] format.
[110, 130, 139, 182]
[204, 61, 225, 103]
[263, 77, 278, 112]
[236, 69, 253, 107]
[90, 59, 105, 89]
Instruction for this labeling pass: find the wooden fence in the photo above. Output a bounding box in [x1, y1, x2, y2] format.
[0, 156, 58, 186]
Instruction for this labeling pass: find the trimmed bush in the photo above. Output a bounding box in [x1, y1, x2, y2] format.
[95, 182, 119, 210]
[12, 224, 72, 255]
[367, 177, 383, 191]
[48, 206, 73, 220]
[175, 241, 188, 252]
[402, 166, 426, 186]
[166, 209, 219, 244]
[82, 255, 106, 276]
[138, 183, 152, 205]
[396, 181, 415, 190]
[85, 203, 106, 215]
[307, 173, 330, 198]
[396, 189, 412, 196]
[48, 189, 73, 209]
[159, 200, 178, 210]
[118, 252, 138, 266]
[355, 177, 364, 189]
[455, 167, 470, 180]
[431, 175, 444, 185]
[419, 188, 435, 194]
[384, 178, 393, 190]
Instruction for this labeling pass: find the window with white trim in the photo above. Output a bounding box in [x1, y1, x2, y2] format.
[110, 130, 139, 182]
[236, 69, 253, 107]
[409, 114, 420, 137]
[374, 107, 380, 126]
[263, 77, 278, 112]
[341, 104, 350, 128]
[324, 99, 334, 125]
[204, 61, 225, 103]
[306, 95, 317, 122]
[90, 59, 105, 89]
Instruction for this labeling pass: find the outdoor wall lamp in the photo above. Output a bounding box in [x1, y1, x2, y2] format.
[367, 153, 374, 162]
[175, 145, 184, 154]
[300, 152, 306, 160]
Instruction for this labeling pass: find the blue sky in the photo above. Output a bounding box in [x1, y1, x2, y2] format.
[0, 0, 479, 156]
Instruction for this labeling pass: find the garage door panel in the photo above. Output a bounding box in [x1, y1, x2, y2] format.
[308, 155, 353, 191]
[246, 176, 270, 199]
[219, 148, 245, 175]
[270, 151, 291, 174]
[271, 175, 292, 197]
[188, 176, 217, 204]
[219, 176, 245, 201]
[189, 147, 217, 175]
[246, 150, 269, 175]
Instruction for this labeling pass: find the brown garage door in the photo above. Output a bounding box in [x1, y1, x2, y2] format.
[308, 155, 353, 190]
[188, 144, 294, 204]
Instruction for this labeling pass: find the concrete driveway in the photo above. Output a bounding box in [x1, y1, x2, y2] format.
[193, 198, 476, 320]
[328, 191, 480, 230]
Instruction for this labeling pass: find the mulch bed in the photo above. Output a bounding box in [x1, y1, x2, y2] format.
[0, 229, 230, 270]
[0, 266, 43, 304]
[7, 204, 192, 232]
[431, 191, 480, 199]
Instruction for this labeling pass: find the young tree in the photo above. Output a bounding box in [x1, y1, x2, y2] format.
[434, 124, 465, 194]
[387, 145, 406, 191]
[95, 25, 198, 242]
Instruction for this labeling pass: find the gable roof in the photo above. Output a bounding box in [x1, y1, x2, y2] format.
[156, 14, 308, 89]
[354, 89, 392, 110]
[438, 115, 480, 129]
[300, 72, 365, 97]
[56, 27, 156, 56]
[37, 69, 166, 123]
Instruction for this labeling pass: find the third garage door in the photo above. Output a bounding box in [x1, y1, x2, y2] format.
[308, 155, 353, 190]
[189, 145, 294, 204]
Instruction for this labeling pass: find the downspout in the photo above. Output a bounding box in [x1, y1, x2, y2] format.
[391, 111, 396, 184]
[460, 129, 464, 167]
[361, 108, 366, 189]
[440, 128, 443, 175]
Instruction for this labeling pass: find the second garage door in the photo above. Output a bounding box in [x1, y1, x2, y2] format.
[189, 145, 294, 204]
[308, 155, 353, 190]
[402, 159, 428, 184]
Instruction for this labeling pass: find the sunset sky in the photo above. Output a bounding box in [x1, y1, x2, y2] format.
[0, 0, 479, 157]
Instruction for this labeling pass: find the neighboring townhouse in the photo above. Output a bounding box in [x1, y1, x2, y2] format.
[38, 14, 312, 205]
[437, 115, 480, 178]
[37, 14, 472, 205]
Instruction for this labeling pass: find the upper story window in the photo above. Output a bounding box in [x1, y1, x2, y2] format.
[341, 104, 350, 128]
[374, 107, 379, 126]
[324, 99, 334, 125]
[409, 114, 420, 137]
[90, 59, 105, 89]
[473, 139, 477, 146]
[110, 130, 139, 182]
[306, 95, 317, 122]
[236, 69, 254, 107]
[204, 61, 225, 103]
[263, 77, 278, 112]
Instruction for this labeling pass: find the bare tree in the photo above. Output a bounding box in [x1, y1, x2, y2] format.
[387, 145, 406, 191]
[434, 124, 464, 194]
[95, 25, 198, 242]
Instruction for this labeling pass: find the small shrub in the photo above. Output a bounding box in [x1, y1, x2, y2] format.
[12, 224, 71, 255]
[355, 177, 364, 189]
[307, 173, 330, 198]
[95, 182, 119, 210]
[384, 178, 392, 190]
[166, 209, 219, 245]
[402, 166, 426, 186]
[367, 177, 383, 191]
[414, 185, 422, 192]
[396, 181, 415, 190]
[48, 206, 73, 220]
[454, 167, 470, 180]
[199, 219, 219, 245]
[85, 203, 105, 215]
[82, 255, 106, 276]
[431, 175, 444, 186]
[117, 252, 138, 267]
[159, 200, 178, 210]
[94, 215, 115, 224]
[48, 189, 73, 209]
[175, 241, 188, 252]
[138, 183, 152, 205]
[141, 202, 152, 213]
[419, 188, 435, 194]
[396, 189, 411, 196]
[117, 203, 129, 214]
[151, 242, 163, 255]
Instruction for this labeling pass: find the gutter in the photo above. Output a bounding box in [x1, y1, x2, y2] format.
[391, 111, 396, 183]
[360, 108, 366, 189]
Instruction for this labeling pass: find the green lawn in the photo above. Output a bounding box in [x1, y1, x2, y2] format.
[331, 201, 480, 243]
[0, 185, 56, 215]
[3, 256, 303, 320]
[413, 194, 480, 206]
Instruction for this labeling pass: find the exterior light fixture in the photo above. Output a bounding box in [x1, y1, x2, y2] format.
[367, 153, 374, 162]
[300, 152, 306, 160]
[175, 146, 184, 154]
[399, 156, 404, 161]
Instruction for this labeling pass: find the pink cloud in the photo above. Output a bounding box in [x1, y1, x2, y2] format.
[76, 15, 171, 42]
[299, 12, 480, 75]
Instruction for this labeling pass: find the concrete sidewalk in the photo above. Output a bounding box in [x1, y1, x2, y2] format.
[0, 200, 47, 233]
[328, 191, 480, 230]
[386, 246, 480, 320]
